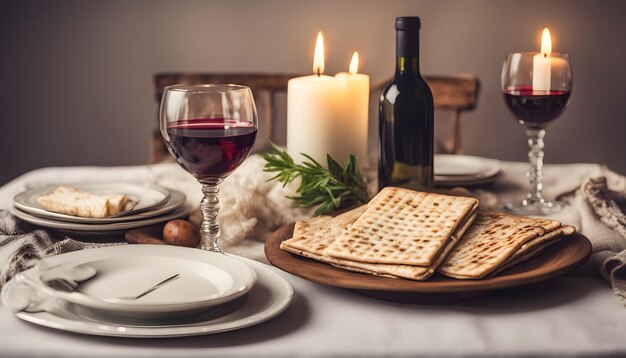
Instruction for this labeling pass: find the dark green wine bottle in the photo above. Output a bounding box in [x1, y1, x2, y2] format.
[379, 16, 434, 191]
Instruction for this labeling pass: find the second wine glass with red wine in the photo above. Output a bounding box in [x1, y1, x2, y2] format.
[502, 51, 572, 215]
[160, 84, 258, 252]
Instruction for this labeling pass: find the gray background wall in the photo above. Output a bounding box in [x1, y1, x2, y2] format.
[1, 0, 625, 185]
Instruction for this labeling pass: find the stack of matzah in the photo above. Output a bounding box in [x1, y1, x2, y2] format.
[438, 211, 575, 279]
[281, 187, 479, 281]
[280, 186, 577, 281]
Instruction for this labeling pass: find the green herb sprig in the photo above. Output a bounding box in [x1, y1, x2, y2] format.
[261, 145, 369, 216]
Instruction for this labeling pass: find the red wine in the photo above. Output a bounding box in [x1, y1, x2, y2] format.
[503, 86, 571, 129]
[379, 17, 434, 190]
[164, 118, 257, 178]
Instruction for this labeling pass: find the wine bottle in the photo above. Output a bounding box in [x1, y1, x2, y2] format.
[379, 16, 434, 191]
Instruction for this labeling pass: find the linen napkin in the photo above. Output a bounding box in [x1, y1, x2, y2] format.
[0, 210, 107, 288]
[579, 175, 626, 305]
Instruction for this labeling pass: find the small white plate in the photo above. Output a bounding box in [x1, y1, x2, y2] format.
[13, 189, 186, 224]
[2, 256, 293, 338]
[20, 246, 256, 318]
[11, 203, 190, 236]
[434, 155, 501, 186]
[13, 183, 170, 223]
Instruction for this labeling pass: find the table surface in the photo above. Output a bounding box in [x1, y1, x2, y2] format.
[1, 161, 625, 358]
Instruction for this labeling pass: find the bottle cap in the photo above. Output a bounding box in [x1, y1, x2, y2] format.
[395, 17, 421, 30]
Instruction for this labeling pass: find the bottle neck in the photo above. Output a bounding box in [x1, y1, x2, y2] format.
[395, 29, 420, 74]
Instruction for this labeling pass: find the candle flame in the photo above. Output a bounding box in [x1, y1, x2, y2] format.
[313, 31, 324, 76]
[540, 28, 552, 55]
[349, 51, 359, 75]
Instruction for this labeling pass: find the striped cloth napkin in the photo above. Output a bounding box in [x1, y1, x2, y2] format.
[0, 210, 108, 288]
[581, 176, 626, 305]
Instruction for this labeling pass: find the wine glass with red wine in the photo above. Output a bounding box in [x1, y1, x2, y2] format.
[502, 52, 572, 215]
[160, 84, 258, 252]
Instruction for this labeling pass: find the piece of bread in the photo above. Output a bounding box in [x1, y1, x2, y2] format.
[35, 186, 127, 218]
[98, 193, 129, 215]
[437, 211, 564, 279]
[324, 187, 479, 266]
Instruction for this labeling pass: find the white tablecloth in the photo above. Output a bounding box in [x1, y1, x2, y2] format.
[1, 162, 626, 357]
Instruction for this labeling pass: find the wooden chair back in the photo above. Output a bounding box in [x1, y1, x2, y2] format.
[371, 74, 480, 154]
[152, 73, 479, 163]
[152, 73, 296, 163]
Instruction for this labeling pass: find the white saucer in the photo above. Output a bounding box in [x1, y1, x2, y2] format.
[20, 246, 257, 318]
[11, 203, 190, 236]
[13, 183, 172, 223]
[2, 257, 293, 338]
[434, 154, 501, 186]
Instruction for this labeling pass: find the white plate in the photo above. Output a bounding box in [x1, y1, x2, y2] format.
[20, 246, 256, 318]
[13, 183, 170, 223]
[434, 155, 501, 186]
[11, 204, 190, 236]
[13, 189, 186, 224]
[2, 257, 293, 338]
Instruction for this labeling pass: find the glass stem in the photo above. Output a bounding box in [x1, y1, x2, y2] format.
[199, 178, 223, 252]
[525, 128, 546, 205]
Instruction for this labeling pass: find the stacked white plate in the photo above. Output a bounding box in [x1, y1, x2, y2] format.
[1, 245, 294, 338]
[11, 182, 189, 235]
[434, 154, 502, 187]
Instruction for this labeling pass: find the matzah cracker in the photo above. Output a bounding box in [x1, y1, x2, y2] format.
[334, 208, 477, 280]
[324, 187, 479, 266]
[282, 202, 478, 281]
[438, 211, 563, 279]
[513, 225, 575, 258]
[488, 225, 576, 277]
[282, 206, 366, 255]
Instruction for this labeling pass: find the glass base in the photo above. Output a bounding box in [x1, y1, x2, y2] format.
[503, 199, 563, 216]
[201, 242, 223, 253]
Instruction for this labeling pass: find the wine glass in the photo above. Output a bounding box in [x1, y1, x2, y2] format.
[160, 84, 258, 252]
[501, 52, 572, 215]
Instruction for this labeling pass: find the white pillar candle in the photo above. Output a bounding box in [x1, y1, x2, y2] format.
[287, 74, 344, 164]
[532, 28, 552, 93]
[287, 33, 370, 167]
[335, 52, 369, 165]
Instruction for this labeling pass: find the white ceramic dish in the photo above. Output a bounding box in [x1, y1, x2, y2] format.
[434, 154, 502, 186]
[11, 204, 190, 236]
[14, 189, 186, 224]
[13, 183, 172, 223]
[19, 246, 256, 318]
[2, 256, 293, 338]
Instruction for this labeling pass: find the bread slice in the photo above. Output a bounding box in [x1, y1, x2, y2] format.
[35, 186, 127, 218]
[98, 193, 129, 215]
[324, 187, 479, 266]
[437, 211, 563, 279]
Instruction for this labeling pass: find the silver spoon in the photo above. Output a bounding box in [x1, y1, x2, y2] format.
[109, 273, 181, 301]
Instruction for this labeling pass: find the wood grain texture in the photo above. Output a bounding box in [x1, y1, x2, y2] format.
[264, 223, 591, 304]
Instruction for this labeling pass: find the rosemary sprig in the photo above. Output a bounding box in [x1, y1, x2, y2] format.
[261, 144, 369, 216]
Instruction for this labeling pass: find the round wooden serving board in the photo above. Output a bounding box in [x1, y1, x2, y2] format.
[264, 223, 592, 304]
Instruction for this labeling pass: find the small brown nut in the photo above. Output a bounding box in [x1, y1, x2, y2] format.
[125, 226, 167, 245]
[163, 220, 200, 248]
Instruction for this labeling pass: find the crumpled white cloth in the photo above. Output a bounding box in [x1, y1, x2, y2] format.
[184, 155, 314, 246]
